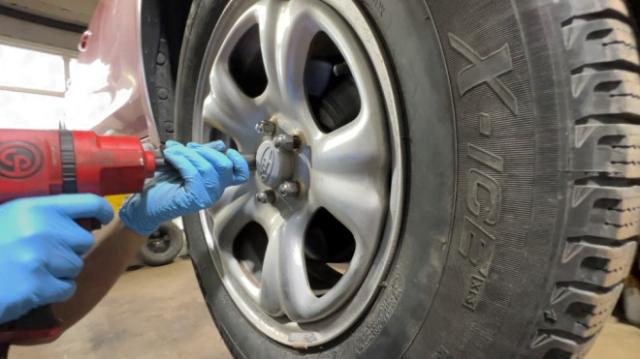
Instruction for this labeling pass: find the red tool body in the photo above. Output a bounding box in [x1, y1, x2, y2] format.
[0, 129, 158, 344]
[0, 129, 157, 204]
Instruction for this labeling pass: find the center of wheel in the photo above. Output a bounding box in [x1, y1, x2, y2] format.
[256, 140, 294, 188]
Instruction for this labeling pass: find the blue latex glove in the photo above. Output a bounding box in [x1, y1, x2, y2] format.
[119, 140, 250, 236]
[0, 194, 114, 324]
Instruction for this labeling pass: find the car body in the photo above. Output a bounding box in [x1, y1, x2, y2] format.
[67, 0, 190, 145]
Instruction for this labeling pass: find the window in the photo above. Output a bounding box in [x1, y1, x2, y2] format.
[0, 41, 75, 129]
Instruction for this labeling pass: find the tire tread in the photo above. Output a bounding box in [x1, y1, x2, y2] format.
[534, 1, 640, 357]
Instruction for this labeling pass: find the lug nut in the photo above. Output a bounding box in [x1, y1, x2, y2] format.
[274, 134, 301, 151]
[333, 62, 350, 77]
[255, 120, 276, 136]
[256, 190, 276, 204]
[278, 181, 300, 199]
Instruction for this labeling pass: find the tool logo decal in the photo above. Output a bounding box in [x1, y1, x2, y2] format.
[0, 142, 44, 179]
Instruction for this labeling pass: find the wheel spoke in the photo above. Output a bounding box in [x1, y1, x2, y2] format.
[257, 0, 324, 137]
[313, 111, 388, 176]
[257, 213, 284, 316]
[259, 210, 322, 322]
[257, 0, 284, 98]
[203, 73, 264, 151]
[203, 9, 267, 151]
[310, 110, 388, 249]
[310, 165, 387, 254]
[261, 0, 320, 100]
[209, 184, 255, 251]
[276, 210, 317, 321]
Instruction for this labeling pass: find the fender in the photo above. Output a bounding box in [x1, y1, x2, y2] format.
[66, 0, 160, 145]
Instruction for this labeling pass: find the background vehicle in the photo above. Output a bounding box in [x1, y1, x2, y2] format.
[71, 0, 640, 357]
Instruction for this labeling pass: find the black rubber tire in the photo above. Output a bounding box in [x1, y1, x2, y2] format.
[139, 222, 184, 267]
[174, 0, 640, 357]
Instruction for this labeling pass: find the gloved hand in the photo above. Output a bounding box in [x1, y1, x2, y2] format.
[0, 194, 114, 324]
[119, 140, 250, 236]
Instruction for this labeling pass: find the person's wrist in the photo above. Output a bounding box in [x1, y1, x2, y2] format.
[118, 195, 159, 237]
[119, 210, 158, 236]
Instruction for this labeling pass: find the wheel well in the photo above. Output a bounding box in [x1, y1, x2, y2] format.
[141, 0, 193, 142]
[141, 0, 192, 81]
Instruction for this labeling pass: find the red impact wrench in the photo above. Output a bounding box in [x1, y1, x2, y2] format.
[0, 129, 253, 344]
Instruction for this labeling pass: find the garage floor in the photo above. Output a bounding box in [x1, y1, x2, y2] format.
[12, 260, 231, 359]
[10, 259, 640, 359]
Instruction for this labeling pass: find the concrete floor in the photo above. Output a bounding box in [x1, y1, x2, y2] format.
[10, 259, 640, 359]
[12, 259, 231, 359]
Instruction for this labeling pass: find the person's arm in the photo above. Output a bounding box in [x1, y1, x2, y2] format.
[52, 217, 146, 329]
[0, 194, 114, 345]
[0, 141, 246, 346]
[50, 141, 249, 332]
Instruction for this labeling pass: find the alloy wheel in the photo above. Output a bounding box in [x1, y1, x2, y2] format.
[191, 0, 404, 347]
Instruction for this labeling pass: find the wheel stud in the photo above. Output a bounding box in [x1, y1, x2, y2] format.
[274, 134, 301, 151]
[256, 190, 276, 204]
[278, 181, 300, 199]
[256, 120, 276, 136]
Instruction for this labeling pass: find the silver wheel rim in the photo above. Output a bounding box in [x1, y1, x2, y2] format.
[192, 0, 404, 347]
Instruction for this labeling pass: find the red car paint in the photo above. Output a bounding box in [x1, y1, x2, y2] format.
[66, 0, 160, 146]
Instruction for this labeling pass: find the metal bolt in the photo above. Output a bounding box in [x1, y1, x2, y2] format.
[333, 62, 350, 77]
[256, 190, 276, 204]
[274, 134, 301, 151]
[278, 181, 300, 199]
[156, 52, 166, 65]
[157, 87, 169, 100]
[255, 120, 276, 136]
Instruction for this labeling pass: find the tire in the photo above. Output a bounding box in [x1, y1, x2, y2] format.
[174, 0, 640, 357]
[139, 222, 185, 266]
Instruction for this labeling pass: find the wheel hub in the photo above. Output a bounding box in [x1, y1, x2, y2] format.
[256, 139, 293, 188]
[255, 119, 304, 202]
[256, 140, 293, 189]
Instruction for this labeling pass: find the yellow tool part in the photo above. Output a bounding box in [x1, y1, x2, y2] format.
[105, 194, 129, 212]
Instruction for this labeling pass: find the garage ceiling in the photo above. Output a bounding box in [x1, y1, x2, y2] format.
[0, 0, 98, 53]
[0, 0, 98, 27]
